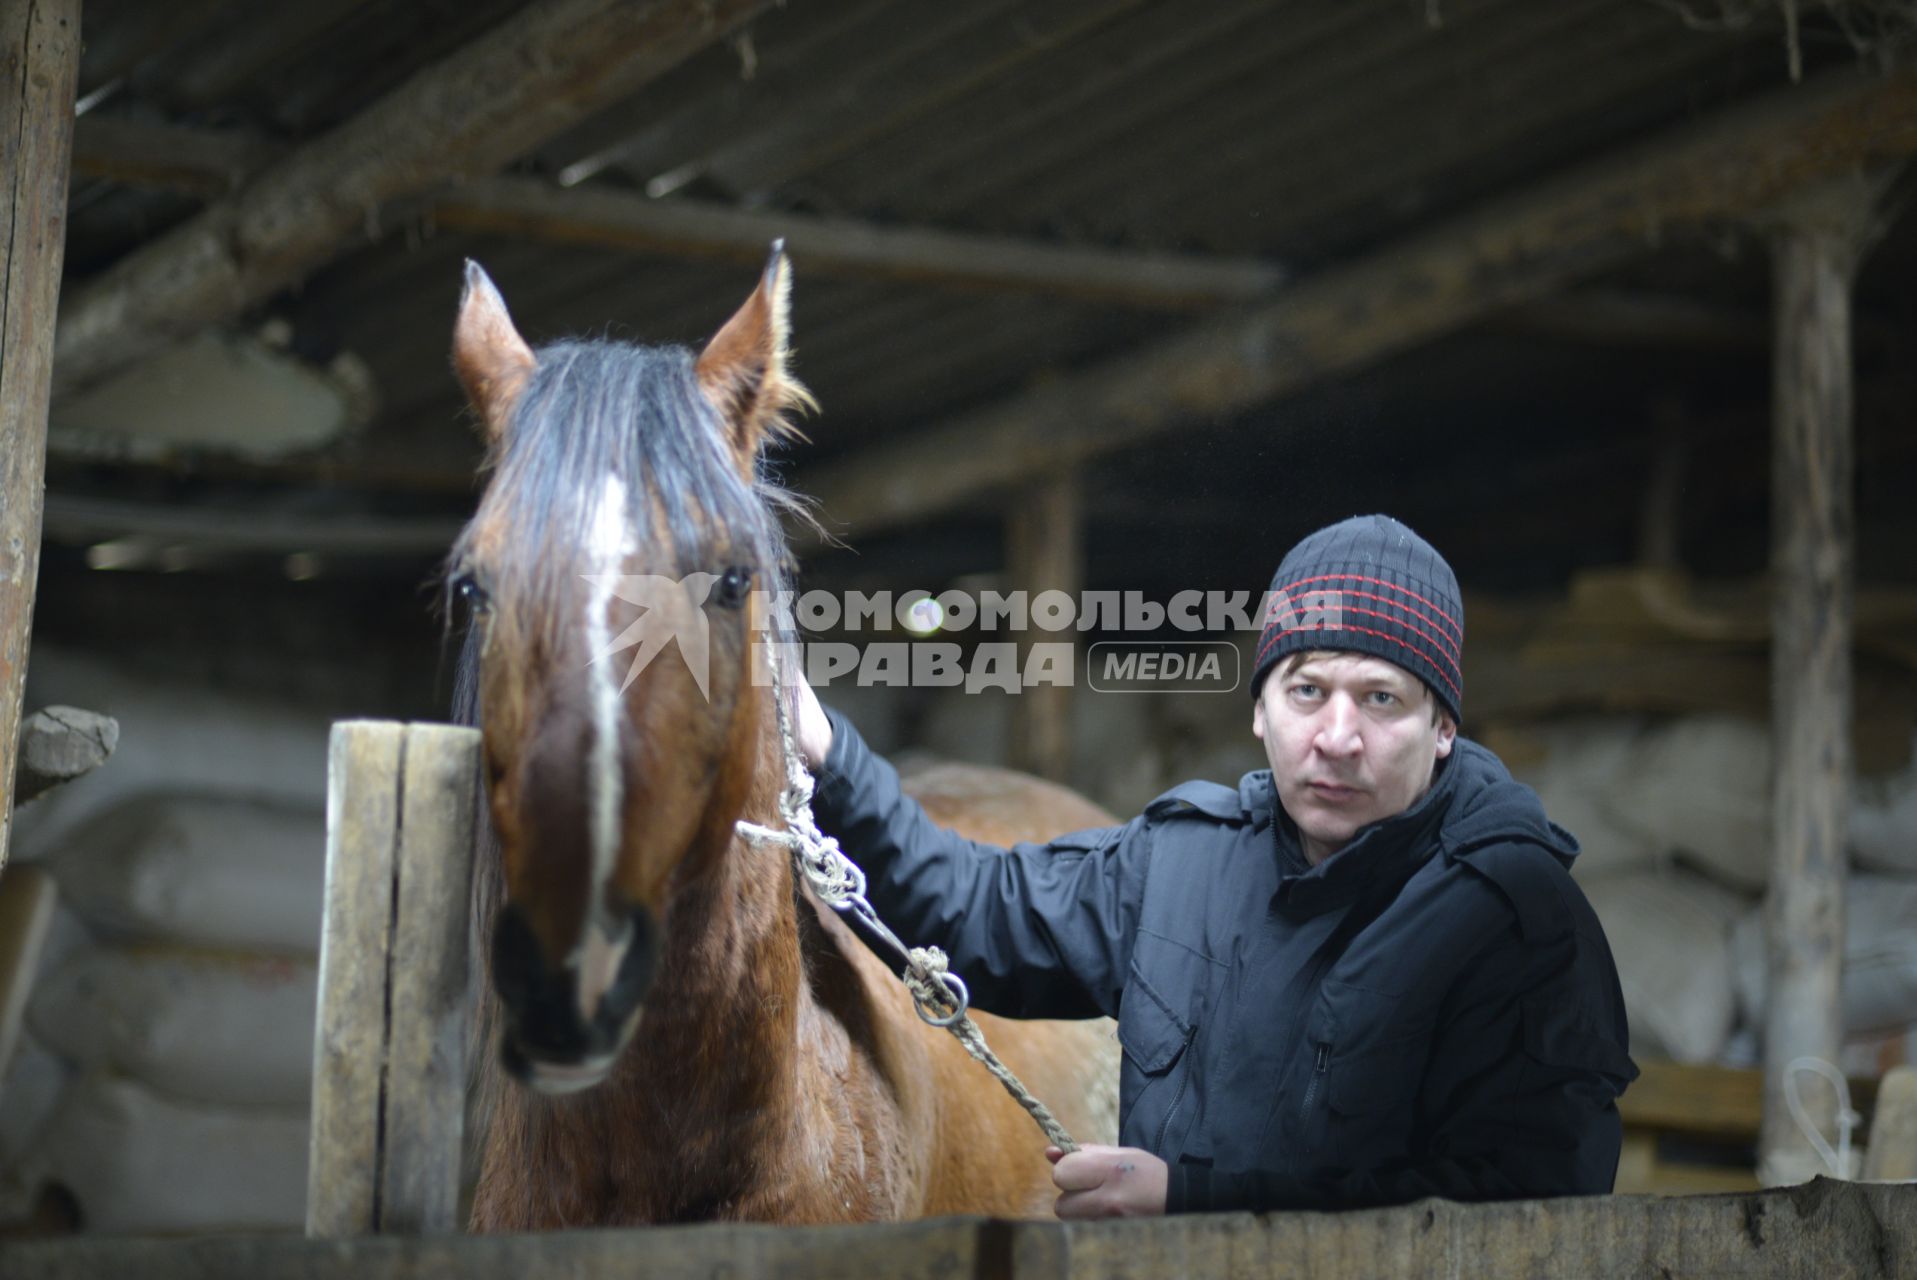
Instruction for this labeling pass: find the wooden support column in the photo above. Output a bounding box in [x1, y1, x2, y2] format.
[0, 0, 80, 872]
[309, 721, 480, 1237]
[1007, 474, 1082, 783]
[1758, 177, 1885, 1185]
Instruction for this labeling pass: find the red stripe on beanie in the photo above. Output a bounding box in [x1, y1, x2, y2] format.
[1276, 572, 1462, 639]
[1254, 621, 1464, 704]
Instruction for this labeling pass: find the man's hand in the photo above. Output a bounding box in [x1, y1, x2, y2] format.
[1046, 1145, 1168, 1219]
[790, 674, 833, 770]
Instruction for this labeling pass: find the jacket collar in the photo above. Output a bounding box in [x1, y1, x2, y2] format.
[1259, 754, 1460, 918]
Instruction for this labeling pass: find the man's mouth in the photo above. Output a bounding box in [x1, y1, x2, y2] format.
[1307, 781, 1363, 802]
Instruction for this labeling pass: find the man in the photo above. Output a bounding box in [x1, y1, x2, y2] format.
[792, 515, 1636, 1218]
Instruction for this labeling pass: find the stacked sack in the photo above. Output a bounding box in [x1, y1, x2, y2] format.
[1507, 714, 1917, 1074]
[1, 651, 327, 1234]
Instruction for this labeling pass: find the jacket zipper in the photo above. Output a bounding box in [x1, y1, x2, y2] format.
[1155, 1067, 1191, 1154]
[1299, 1042, 1330, 1116]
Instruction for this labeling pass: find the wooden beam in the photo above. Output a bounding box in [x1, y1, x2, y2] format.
[66, 124, 1286, 310]
[0, 0, 80, 873]
[794, 65, 1917, 545]
[12, 705, 118, 805]
[0, 864, 56, 1082]
[1758, 175, 1884, 1186]
[69, 115, 273, 199]
[1007, 474, 1082, 782]
[40, 493, 465, 557]
[50, 0, 776, 401]
[5, 1182, 1916, 1278]
[433, 178, 1284, 309]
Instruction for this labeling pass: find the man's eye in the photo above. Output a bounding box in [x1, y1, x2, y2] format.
[1291, 683, 1320, 698]
[1368, 690, 1398, 706]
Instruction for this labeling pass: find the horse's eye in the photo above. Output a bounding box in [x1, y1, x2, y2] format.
[452, 571, 492, 613]
[713, 565, 752, 609]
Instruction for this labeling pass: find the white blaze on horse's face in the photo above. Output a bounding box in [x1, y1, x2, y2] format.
[575, 470, 636, 1027]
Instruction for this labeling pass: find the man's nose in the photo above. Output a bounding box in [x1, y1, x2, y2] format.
[1314, 695, 1363, 757]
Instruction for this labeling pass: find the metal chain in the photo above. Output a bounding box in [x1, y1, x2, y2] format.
[735, 662, 1079, 1154]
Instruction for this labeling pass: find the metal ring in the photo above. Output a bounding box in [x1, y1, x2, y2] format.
[913, 971, 969, 1028]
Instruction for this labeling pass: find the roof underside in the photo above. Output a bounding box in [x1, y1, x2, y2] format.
[40, 0, 1917, 603]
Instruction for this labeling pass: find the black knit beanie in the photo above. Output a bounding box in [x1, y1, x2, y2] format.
[1249, 514, 1464, 725]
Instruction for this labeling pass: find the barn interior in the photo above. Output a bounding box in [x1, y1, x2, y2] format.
[3, 0, 1917, 1246]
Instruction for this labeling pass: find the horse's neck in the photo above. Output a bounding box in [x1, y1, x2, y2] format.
[601, 698, 822, 1186]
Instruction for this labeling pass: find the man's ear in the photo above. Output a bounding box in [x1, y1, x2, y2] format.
[1252, 695, 1268, 742]
[1434, 714, 1457, 759]
[696, 240, 814, 479]
[453, 260, 535, 445]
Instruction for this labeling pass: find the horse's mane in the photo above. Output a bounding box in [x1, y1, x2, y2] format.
[443, 336, 809, 1178]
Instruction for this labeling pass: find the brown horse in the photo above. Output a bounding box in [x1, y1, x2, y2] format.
[447, 249, 1118, 1228]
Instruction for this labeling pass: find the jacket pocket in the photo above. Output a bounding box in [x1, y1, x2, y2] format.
[1520, 996, 1638, 1092]
[1119, 966, 1193, 1074]
[1118, 965, 1197, 1154]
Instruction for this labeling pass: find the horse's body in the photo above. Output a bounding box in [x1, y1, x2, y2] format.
[450, 253, 1117, 1229]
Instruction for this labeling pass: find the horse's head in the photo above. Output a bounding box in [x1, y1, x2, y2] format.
[447, 248, 809, 1094]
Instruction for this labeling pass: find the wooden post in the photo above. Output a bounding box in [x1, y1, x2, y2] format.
[309, 721, 480, 1237]
[1758, 177, 1884, 1185]
[0, 863, 56, 1078]
[0, 0, 81, 874]
[1007, 474, 1082, 783]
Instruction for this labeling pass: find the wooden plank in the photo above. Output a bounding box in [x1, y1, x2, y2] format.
[432, 178, 1283, 309]
[12, 705, 118, 805]
[3, 1183, 1914, 1278]
[40, 493, 465, 557]
[1622, 1060, 1768, 1140]
[377, 724, 480, 1235]
[794, 64, 1917, 544]
[50, 0, 777, 400]
[1864, 1066, 1917, 1182]
[0, 0, 80, 872]
[1758, 177, 1882, 1187]
[1007, 474, 1082, 783]
[0, 863, 56, 1079]
[307, 721, 404, 1238]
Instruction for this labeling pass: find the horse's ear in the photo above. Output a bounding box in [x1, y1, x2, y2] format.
[454, 260, 536, 444]
[696, 241, 812, 473]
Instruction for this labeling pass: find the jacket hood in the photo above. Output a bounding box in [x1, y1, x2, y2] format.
[1433, 739, 1580, 867]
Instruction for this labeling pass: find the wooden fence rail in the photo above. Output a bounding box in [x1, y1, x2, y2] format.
[2, 1179, 1911, 1279]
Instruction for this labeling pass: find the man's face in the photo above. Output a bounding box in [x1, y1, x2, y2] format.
[1252, 652, 1457, 866]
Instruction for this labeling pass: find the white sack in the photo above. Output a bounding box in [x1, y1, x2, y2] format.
[50, 792, 325, 953]
[1582, 867, 1747, 1064]
[1853, 739, 1917, 876]
[1507, 718, 1662, 881]
[13, 648, 328, 866]
[29, 945, 317, 1107]
[1608, 715, 1771, 893]
[1732, 874, 1917, 1036]
[24, 1072, 306, 1234]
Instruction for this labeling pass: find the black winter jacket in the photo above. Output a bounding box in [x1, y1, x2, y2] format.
[813, 709, 1638, 1214]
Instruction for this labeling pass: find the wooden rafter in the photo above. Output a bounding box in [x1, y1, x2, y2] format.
[793, 65, 1917, 544]
[69, 118, 1285, 310]
[51, 0, 777, 399]
[431, 179, 1284, 309]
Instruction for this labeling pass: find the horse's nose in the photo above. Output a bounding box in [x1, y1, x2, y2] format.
[491, 901, 658, 1090]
